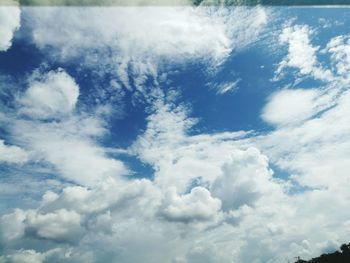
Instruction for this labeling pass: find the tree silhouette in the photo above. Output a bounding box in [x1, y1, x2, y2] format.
[295, 243, 350, 263]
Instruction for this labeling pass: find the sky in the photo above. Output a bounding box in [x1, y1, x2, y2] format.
[1, 4, 350, 263]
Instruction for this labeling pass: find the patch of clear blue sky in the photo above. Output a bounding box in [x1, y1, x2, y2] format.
[1, 7, 350, 181]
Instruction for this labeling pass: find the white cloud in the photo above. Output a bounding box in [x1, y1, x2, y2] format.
[159, 186, 222, 223]
[43, 177, 159, 216]
[126, 84, 350, 262]
[1, 98, 290, 263]
[11, 117, 128, 186]
[1, 209, 26, 242]
[2, 208, 83, 245]
[4, 68, 130, 187]
[3, 92, 350, 262]
[47, 136, 122, 184]
[215, 79, 239, 94]
[26, 209, 83, 243]
[275, 24, 332, 81]
[131, 100, 287, 218]
[0, 6, 20, 52]
[4, 250, 45, 263]
[4, 8, 350, 263]
[27, 7, 266, 62]
[258, 88, 350, 190]
[0, 139, 28, 164]
[325, 35, 350, 84]
[131, 101, 236, 191]
[18, 69, 79, 119]
[242, 28, 350, 261]
[1, 248, 76, 263]
[0, 176, 161, 257]
[276, 24, 350, 87]
[260, 28, 350, 191]
[0, 6, 285, 263]
[261, 88, 336, 126]
[211, 147, 280, 212]
[24, 7, 267, 94]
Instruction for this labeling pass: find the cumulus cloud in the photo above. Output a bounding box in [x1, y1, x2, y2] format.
[211, 147, 280, 212]
[41, 178, 158, 216]
[18, 69, 79, 119]
[159, 186, 222, 223]
[0, 6, 21, 52]
[130, 100, 248, 192]
[1, 209, 26, 241]
[3, 89, 350, 262]
[0, 96, 289, 262]
[131, 100, 286, 221]
[26, 209, 83, 243]
[0, 177, 159, 251]
[0, 139, 28, 164]
[4, 8, 350, 263]
[0, 6, 278, 263]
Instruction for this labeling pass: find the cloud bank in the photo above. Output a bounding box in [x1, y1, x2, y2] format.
[1, 6, 350, 263]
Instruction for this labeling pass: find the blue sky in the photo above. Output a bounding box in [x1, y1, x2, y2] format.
[1, 5, 350, 263]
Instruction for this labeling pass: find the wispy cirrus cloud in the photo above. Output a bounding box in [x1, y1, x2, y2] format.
[24, 6, 267, 99]
[215, 79, 240, 94]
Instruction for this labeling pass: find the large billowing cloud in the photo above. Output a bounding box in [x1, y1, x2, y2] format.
[159, 186, 222, 223]
[26, 209, 83, 243]
[1, 90, 288, 262]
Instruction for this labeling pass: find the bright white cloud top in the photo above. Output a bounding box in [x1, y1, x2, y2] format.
[0, 6, 20, 52]
[18, 69, 79, 119]
[0, 5, 350, 263]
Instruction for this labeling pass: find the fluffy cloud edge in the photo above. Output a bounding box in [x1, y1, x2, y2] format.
[0, 6, 21, 52]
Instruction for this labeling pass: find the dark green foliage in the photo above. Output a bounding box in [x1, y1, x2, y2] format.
[295, 243, 350, 263]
